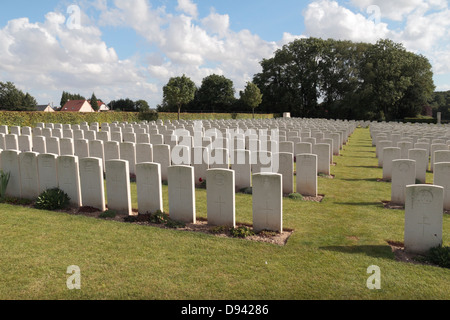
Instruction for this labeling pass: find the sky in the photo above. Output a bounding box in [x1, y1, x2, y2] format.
[0, 0, 449, 108]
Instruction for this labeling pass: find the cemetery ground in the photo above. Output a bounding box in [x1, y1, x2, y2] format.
[0, 127, 448, 300]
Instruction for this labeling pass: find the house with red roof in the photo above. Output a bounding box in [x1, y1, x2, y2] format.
[60, 100, 95, 112]
[88, 100, 110, 112]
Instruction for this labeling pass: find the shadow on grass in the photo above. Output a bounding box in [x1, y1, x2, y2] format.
[320, 245, 395, 260]
[346, 166, 379, 169]
[339, 178, 380, 182]
[334, 202, 384, 207]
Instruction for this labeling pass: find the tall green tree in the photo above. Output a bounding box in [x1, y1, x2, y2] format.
[0, 81, 37, 111]
[240, 82, 263, 118]
[135, 99, 150, 112]
[90, 93, 99, 112]
[254, 37, 435, 120]
[163, 74, 196, 120]
[107, 98, 136, 112]
[60, 91, 85, 108]
[196, 74, 236, 112]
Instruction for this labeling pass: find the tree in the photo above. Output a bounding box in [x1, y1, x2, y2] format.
[0, 81, 37, 111]
[135, 100, 150, 112]
[240, 82, 262, 118]
[60, 91, 85, 108]
[108, 98, 136, 112]
[90, 93, 99, 112]
[254, 37, 435, 120]
[163, 75, 197, 120]
[196, 74, 236, 112]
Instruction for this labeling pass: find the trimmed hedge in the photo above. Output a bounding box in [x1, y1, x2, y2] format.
[0, 111, 143, 127]
[0, 111, 273, 127]
[158, 112, 273, 121]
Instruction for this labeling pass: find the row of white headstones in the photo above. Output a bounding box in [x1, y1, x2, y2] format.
[371, 122, 450, 254]
[0, 118, 357, 235]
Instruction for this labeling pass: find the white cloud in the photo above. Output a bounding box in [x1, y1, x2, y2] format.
[0, 10, 158, 105]
[2, 0, 449, 108]
[349, 0, 424, 21]
[350, 0, 448, 21]
[201, 10, 230, 38]
[176, 0, 199, 19]
[99, 1, 278, 96]
[304, 0, 391, 43]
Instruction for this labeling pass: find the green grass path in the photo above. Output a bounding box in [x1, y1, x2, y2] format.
[0, 127, 448, 300]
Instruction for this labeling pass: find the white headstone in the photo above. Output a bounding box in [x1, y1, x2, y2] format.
[430, 143, 448, 172]
[391, 159, 416, 205]
[79, 157, 105, 211]
[206, 169, 235, 227]
[1, 150, 21, 198]
[60, 138, 75, 156]
[74, 139, 89, 159]
[32, 136, 47, 154]
[382, 147, 401, 181]
[405, 184, 443, 254]
[433, 162, 450, 211]
[171, 145, 191, 166]
[252, 173, 283, 233]
[88, 140, 105, 170]
[104, 141, 120, 162]
[153, 144, 171, 182]
[5, 134, 18, 150]
[46, 137, 60, 155]
[57, 155, 82, 207]
[136, 143, 153, 164]
[313, 143, 331, 175]
[296, 153, 318, 197]
[209, 147, 229, 169]
[105, 160, 132, 215]
[277, 152, 294, 195]
[408, 148, 428, 184]
[136, 162, 163, 214]
[19, 152, 39, 199]
[120, 142, 136, 175]
[37, 153, 58, 193]
[231, 149, 251, 190]
[377, 140, 393, 167]
[168, 165, 196, 223]
[18, 135, 32, 152]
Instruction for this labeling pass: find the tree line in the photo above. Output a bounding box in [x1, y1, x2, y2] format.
[157, 74, 262, 117]
[1, 37, 442, 121]
[253, 38, 435, 121]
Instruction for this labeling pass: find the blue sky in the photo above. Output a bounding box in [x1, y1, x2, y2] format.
[0, 0, 449, 108]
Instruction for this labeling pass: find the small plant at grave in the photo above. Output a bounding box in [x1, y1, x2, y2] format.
[318, 172, 328, 178]
[425, 245, 450, 268]
[165, 218, 186, 229]
[99, 210, 117, 219]
[34, 188, 70, 211]
[415, 179, 422, 184]
[3, 197, 33, 206]
[162, 180, 168, 186]
[210, 225, 229, 234]
[230, 226, 255, 238]
[124, 215, 138, 223]
[198, 178, 206, 189]
[0, 170, 10, 202]
[129, 173, 137, 183]
[150, 210, 169, 224]
[288, 193, 303, 201]
[240, 187, 253, 194]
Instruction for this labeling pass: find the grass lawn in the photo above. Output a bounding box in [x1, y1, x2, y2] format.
[0, 127, 449, 300]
